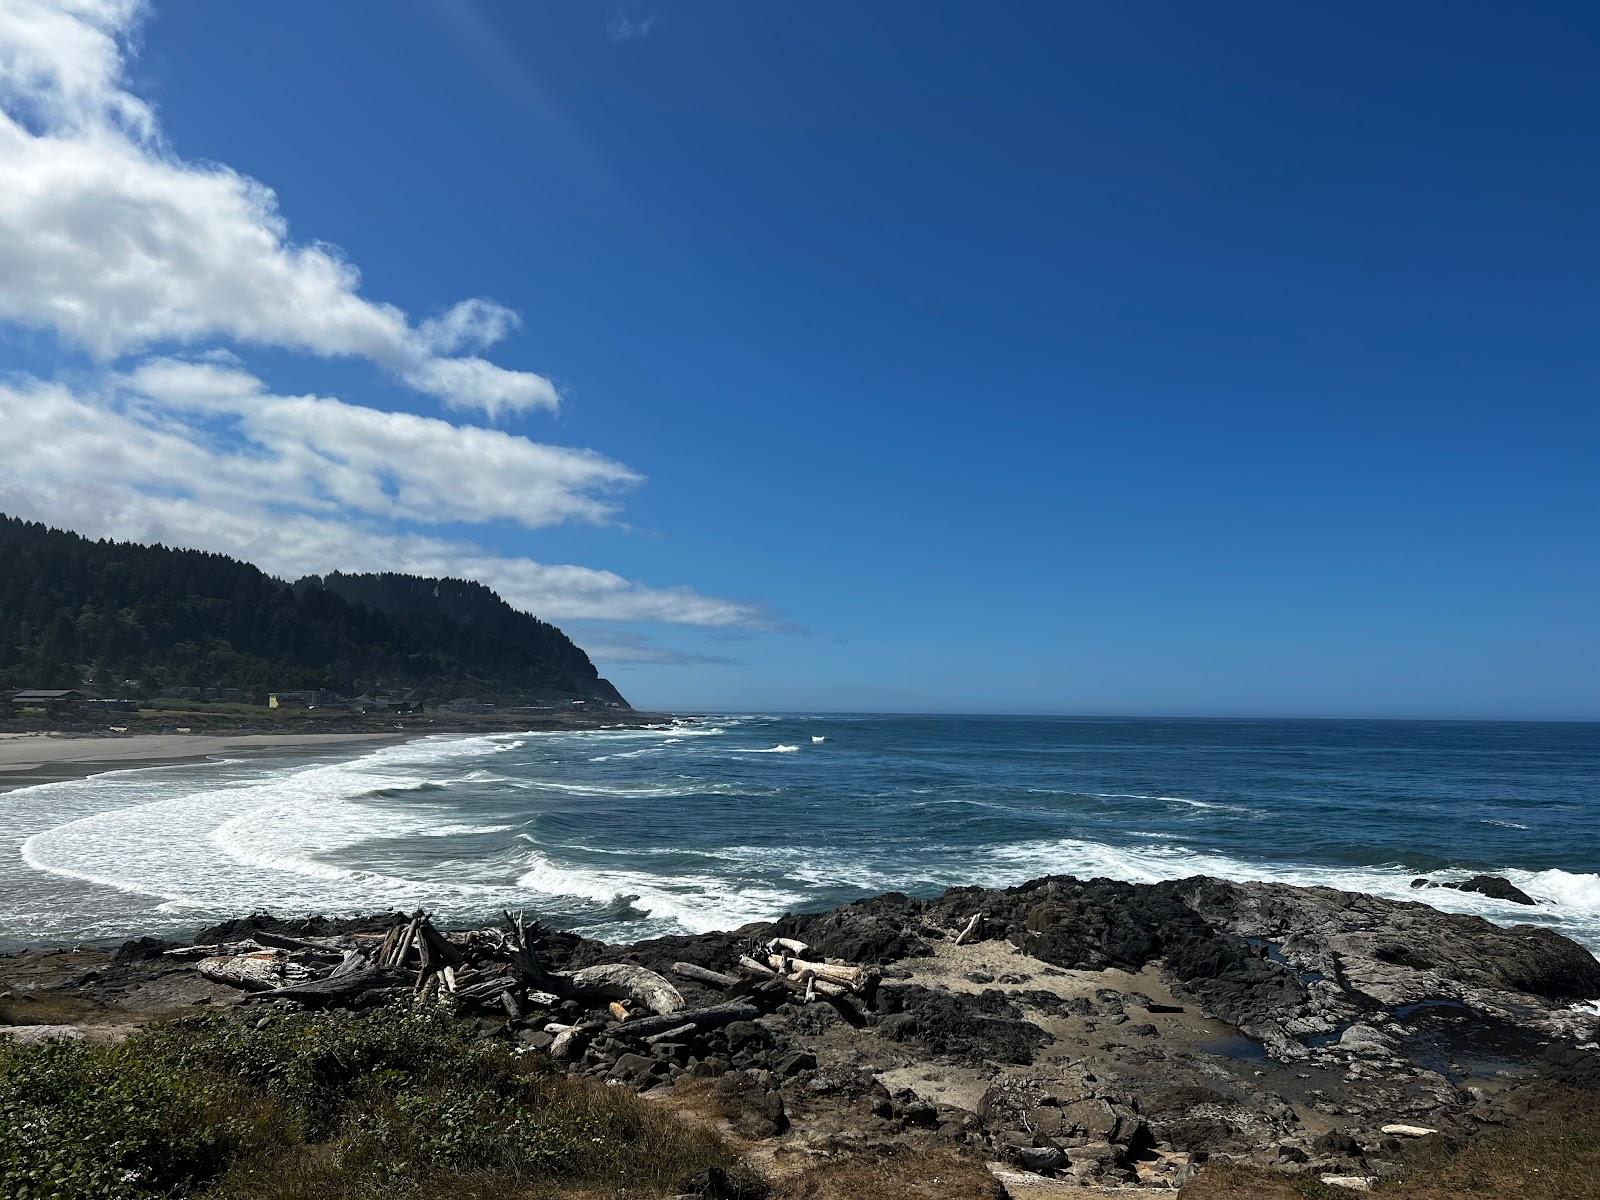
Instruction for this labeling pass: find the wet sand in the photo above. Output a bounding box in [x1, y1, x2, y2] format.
[0, 732, 406, 794]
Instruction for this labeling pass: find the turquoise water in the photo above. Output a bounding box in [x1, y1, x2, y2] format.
[2, 715, 1597, 954]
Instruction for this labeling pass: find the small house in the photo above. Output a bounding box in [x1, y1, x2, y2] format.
[10, 689, 86, 710]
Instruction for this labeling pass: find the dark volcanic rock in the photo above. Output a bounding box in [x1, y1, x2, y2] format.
[113, 936, 178, 963]
[1182, 878, 1600, 1006]
[1541, 1044, 1600, 1091]
[769, 893, 929, 963]
[1439, 875, 1539, 906]
[876, 985, 1049, 1065]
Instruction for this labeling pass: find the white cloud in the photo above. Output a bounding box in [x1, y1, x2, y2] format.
[16, 358, 636, 530]
[606, 10, 659, 42]
[0, 1, 557, 415]
[0, 368, 765, 627]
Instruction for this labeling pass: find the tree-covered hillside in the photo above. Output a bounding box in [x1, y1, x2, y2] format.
[0, 516, 627, 706]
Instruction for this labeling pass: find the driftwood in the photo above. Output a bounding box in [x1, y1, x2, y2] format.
[737, 954, 778, 978]
[565, 964, 685, 1016]
[611, 1000, 761, 1041]
[643, 1022, 698, 1045]
[765, 937, 811, 956]
[953, 912, 985, 946]
[328, 949, 369, 980]
[672, 962, 742, 989]
[251, 930, 349, 957]
[763, 953, 865, 992]
[165, 940, 266, 959]
[249, 963, 406, 1004]
[197, 951, 290, 992]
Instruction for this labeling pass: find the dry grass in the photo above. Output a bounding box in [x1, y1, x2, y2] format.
[768, 1148, 1006, 1200]
[1180, 1087, 1600, 1200]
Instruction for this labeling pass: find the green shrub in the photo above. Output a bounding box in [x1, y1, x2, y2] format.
[0, 1005, 737, 1199]
[0, 1036, 241, 1199]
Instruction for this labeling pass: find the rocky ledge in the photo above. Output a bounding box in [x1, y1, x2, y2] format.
[5, 873, 1599, 1195]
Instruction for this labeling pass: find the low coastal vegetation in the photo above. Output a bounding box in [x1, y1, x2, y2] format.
[0, 1006, 740, 1200]
[5, 1005, 1596, 1200]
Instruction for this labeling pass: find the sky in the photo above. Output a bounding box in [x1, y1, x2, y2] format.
[0, 1, 1596, 719]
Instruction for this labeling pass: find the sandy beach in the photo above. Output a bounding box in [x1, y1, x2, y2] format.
[0, 732, 405, 794]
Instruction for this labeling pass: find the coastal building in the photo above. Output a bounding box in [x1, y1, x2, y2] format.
[9, 689, 85, 710]
[267, 689, 343, 709]
[350, 694, 421, 714]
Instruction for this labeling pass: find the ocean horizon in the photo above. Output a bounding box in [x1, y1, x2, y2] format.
[3, 713, 1597, 955]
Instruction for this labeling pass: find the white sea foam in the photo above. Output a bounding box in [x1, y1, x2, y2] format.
[516, 850, 800, 933]
[589, 744, 673, 762]
[1089, 792, 1252, 814]
[529, 780, 727, 798]
[977, 838, 1600, 947]
[417, 823, 517, 837]
[1479, 818, 1531, 830]
[17, 737, 549, 919]
[725, 744, 801, 754]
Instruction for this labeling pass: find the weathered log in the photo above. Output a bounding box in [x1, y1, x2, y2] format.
[456, 977, 515, 1003]
[197, 951, 287, 992]
[765, 936, 812, 956]
[610, 1001, 761, 1041]
[251, 930, 349, 956]
[165, 940, 265, 959]
[644, 1023, 698, 1045]
[328, 949, 369, 980]
[763, 953, 865, 991]
[419, 923, 464, 967]
[248, 965, 406, 1005]
[389, 912, 422, 968]
[953, 912, 985, 946]
[737, 954, 778, 978]
[672, 962, 742, 989]
[376, 925, 400, 966]
[564, 963, 685, 1016]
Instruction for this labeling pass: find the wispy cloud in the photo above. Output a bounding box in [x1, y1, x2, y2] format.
[605, 9, 658, 42]
[0, 364, 766, 627]
[567, 627, 738, 667]
[0, 0, 556, 415]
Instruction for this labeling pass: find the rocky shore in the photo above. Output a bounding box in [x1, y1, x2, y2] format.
[4, 873, 1598, 1197]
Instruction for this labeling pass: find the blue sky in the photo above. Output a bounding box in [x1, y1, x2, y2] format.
[1, 2, 1596, 718]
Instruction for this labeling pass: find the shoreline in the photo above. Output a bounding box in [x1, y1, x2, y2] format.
[0, 711, 668, 795]
[0, 731, 410, 795]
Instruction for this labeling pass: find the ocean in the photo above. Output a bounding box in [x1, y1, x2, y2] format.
[2, 715, 1597, 954]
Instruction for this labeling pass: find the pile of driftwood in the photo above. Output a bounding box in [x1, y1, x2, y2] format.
[186, 913, 878, 1064]
[186, 910, 687, 1020]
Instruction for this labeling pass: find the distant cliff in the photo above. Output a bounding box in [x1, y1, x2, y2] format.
[0, 515, 627, 707]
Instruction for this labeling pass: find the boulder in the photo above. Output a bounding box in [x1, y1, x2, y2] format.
[1438, 875, 1538, 906]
